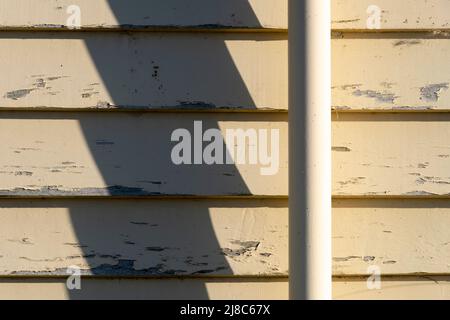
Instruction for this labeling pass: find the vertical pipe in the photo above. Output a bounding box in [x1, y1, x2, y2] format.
[289, 0, 332, 300]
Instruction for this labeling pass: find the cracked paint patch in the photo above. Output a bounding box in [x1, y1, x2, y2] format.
[4, 88, 35, 100]
[420, 83, 449, 102]
[352, 89, 396, 104]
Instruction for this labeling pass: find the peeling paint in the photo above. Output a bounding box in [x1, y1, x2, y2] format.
[4, 88, 34, 100]
[0, 185, 163, 197]
[393, 40, 421, 46]
[333, 256, 361, 262]
[352, 89, 396, 104]
[222, 241, 260, 257]
[332, 146, 351, 152]
[420, 83, 449, 102]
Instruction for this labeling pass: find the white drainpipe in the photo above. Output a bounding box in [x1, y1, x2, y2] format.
[289, 0, 332, 300]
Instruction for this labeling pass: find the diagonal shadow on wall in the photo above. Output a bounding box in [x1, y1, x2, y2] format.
[67, 0, 265, 299]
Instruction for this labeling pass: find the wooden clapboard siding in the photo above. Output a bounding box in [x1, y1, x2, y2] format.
[0, 0, 448, 300]
[333, 113, 450, 197]
[2, 32, 450, 112]
[0, 32, 287, 111]
[0, 0, 287, 31]
[0, 199, 288, 277]
[0, 112, 448, 197]
[333, 34, 450, 111]
[2, 198, 450, 277]
[5, 1, 450, 32]
[332, 0, 450, 31]
[0, 112, 288, 197]
[7, 0, 450, 31]
[4, 277, 450, 300]
[0, 278, 290, 300]
[333, 199, 450, 275]
[334, 276, 450, 300]
[330, 0, 450, 295]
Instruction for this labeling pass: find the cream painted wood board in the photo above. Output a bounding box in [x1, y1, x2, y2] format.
[333, 0, 450, 30]
[3, 1, 450, 31]
[0, 32, 287, 111]
[333, 114, 450, 196]
[333, 35, 450, 111]
[333, 199, 450, 275]
[2, 34, 450, 111]
[0, 0, 287, 30]
[0, 113, 288, 197]
[0, 278, 289, 300]
[1, 199, 450, 276]
[0, 112, 447, 197]
[3, 277, 450, 300]
[0, 199, 288, 276]
[334, 276, 450, 300]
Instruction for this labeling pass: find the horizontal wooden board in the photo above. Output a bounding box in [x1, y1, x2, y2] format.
[0, 199, 288, 276]
[333, 0, 450, 31]
[0, 113, 288, 197]
[0, 112, 448, 197]
[2, 198, 450, 276]
[0, 0, 287, 30]
[333, 113, 450, 196]
[1, 34, 450, 112]
[333, 35, 450, 111]
[3, 1, 450, 31]
[333, 199, 450, 275]
[0, 278, 289, 300]
[4, 277, 450, 300]
[0, 32, 287, 111]
[334, 276, 450, 300]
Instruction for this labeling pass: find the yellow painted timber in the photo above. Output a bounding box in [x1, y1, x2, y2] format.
[334, 277, 450, 300]
[333, 0, 450, 31]
[1, 199, 450, 276]
[0, 33, 287, 111]
[0, 0, 287, 31]
[0, 112, 447, 197]
[3, 277, 450, 300]
[0, 199, 288, 276]
[333, 35, 450, 111]
[333, 113, 450, 197]
[0, 278, 289, 300]
[333, 199, 450, 275]
[0, 113, 288, 197]
[2, 34, 450, 111]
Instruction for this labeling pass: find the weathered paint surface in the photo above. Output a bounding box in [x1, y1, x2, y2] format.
[3, 33, 450, 112]
[4, 277, 450, 300]
[332, 0, 450, 30]
[0, 278, 290, 300]
[333, 35, 450, 111]
[334, 276, 450, 300]
[0, 112, 447, 197]
[333, 199, 450, 275]
[0, 113, 288, 197]
[0, 0, 449, 300]
[0, 0, 287, 30]
[0, 199, 288, 276]
[5, 1, 450, 31]
[0, 33, 287, 111]
[2, 199, 450, 277]
[333, 113, 450, 196]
